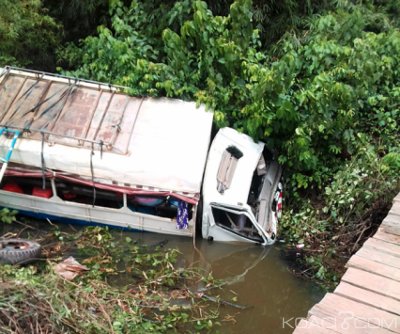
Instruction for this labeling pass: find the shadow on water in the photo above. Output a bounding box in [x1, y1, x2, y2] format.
[1, 220, 323, 333]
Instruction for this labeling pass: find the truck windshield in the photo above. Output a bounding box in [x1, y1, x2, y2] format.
[211, 206, 263, 243]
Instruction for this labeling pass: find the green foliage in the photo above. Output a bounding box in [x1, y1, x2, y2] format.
[245, 5, 399, 189]
[322, 144, 397, 224]
[60, 0, 261, 111]
[0, 208, 17, 224]
[0, 0, 61, 69]
[43, 0, 109, 42]
[281, 144, 400, 284]
[252, 0, 338, 45]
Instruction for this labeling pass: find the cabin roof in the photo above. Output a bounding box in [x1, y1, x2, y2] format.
[0, 67, 214, 198]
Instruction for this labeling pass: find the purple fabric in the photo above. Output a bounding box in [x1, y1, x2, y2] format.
[177, 200, 189, 229]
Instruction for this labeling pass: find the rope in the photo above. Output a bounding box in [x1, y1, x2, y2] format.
[5, 76, 43, 124]
[20, 84, 70, 128]
[40, 132, 46, 189]
[90, 143, 96, 207]
[38, 84, 75, 131]
[99, 140, 104, 159]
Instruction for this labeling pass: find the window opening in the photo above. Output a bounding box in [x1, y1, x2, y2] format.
[1, 176, 52, 197]
[55, 180, 123, 209]
[248, 154, 268, 209]
[127, 195, 193, 220]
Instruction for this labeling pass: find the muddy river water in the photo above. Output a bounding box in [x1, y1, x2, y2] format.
[126, 232, 323, 334]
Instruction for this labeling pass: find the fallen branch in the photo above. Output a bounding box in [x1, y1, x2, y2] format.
[351, 222, 370, 253]
[201, 294, 251, 310]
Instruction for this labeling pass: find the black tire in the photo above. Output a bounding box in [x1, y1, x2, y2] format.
[0, 238, 41, 265]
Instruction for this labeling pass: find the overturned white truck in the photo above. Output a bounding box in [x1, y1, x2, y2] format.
[0, 67, 282, 245]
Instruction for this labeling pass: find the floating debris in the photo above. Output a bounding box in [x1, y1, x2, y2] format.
[53, 256, 89, 280]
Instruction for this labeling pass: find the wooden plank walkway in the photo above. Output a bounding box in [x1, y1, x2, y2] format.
[293, 192, 400, 333]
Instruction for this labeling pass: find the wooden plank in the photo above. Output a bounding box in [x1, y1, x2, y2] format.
[341, 268, 400, 301]
[364, 238, 400, 257]
[374, 229, 400, 245]
[347, 255, 400, 282]
[335, 282, 400, 316]
[310, 293, 400, 333]
[356, 246, 400, 269]
[380, 223, 400, 236]
[309, 314, 394, 334]
[381, 221, 399, 229]
[390, 205, 400, 217]
[293, 319, 338, 334]
[381, 215, 400, 227]
[382, 214, 400, 226]
[379, 224, 400, 237]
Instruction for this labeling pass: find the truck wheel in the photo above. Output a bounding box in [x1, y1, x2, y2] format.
[0, 239, 41, 264]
